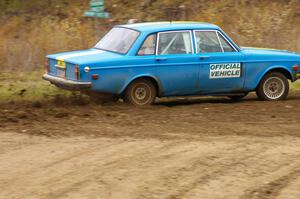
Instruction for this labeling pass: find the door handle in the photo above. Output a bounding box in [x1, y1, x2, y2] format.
[155, 57, 168, 61]
[199, 56, 210, 60]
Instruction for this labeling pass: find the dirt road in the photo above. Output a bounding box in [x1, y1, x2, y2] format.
[0, 92, 300, 199]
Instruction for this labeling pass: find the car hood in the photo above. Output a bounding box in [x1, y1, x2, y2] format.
[47, 48, 123, 65]
[240, 47, 300, 62]
[241, 47, 299, 56]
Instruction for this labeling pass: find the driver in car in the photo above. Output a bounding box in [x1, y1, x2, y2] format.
[138, 35, 156, 55]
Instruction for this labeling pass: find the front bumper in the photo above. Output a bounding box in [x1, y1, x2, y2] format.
[43, 74, 91, 90]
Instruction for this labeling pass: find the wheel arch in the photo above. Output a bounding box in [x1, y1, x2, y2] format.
[255, 66, 293, 89]
[120, 75, 163, 97]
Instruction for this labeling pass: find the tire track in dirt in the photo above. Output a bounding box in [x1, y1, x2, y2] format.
[38, 140, 215, 199]
[183, 146, 300, 199]
[0, 139, 119, 181]
[123, 137, 300, 199]
[241, 167, 300, 199]
[136, 141, 269, 199]
[0, 134, 244, 199]
[52, 139, 277, 199]
[0, 137, 140, 196]
[0, 134, 187, 199]
[0, 132, 44, 155]
[0, 92, 300, 199]
[1, 135, 300, 199]
[92, 141, 252, 199]
[277, 175, 300, 199]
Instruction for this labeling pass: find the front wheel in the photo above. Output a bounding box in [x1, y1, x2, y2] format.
[256, 72, 289, 101]
[123, 79, 157, 106]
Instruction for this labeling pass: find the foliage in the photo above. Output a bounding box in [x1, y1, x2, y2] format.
[0, 0, 299, 71]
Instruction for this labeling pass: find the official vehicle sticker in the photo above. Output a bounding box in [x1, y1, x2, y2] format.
[210, 63, 241, 79]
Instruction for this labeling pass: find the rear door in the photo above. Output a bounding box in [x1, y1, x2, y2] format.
[195, 30, 246, 94]
[154, 30, 200, 96]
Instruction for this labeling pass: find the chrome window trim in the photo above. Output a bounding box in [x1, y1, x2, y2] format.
[193, 30, 238, 53]
[156, 30, 194, 55]
[216, 33, 225, 52]
[217, 31, 239, 52]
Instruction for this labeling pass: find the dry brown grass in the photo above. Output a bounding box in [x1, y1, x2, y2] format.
[0, 0, 299, 71]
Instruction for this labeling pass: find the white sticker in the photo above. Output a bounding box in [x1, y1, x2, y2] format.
[210, 63, 241, 79]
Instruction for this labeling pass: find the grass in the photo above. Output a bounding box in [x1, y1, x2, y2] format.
[0, 70, 72, 102]
[291, 81, 300, 90]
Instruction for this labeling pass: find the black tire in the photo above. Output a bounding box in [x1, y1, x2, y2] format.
[228, 93, 248, 101]
[124, 79, 157, 106]
[256, 72, 289, 101]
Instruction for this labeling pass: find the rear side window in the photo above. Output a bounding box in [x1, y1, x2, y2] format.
[195, 31, 223, 53]
[218, 33, 235, 52]
[157, 31, 193, 55]
[138, 34, 157, 56]
[95, 27, 140, 54]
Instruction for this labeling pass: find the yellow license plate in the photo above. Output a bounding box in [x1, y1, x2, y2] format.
[56, 60, 66, 69]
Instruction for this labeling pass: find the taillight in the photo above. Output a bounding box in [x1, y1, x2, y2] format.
[75, 65, 80, 80]
[45, 59, 50, 73]
[91, 74, 99, 80]
[292, 64, 299, 72]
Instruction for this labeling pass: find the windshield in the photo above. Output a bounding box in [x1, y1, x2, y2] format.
[95, 27, 140, 54]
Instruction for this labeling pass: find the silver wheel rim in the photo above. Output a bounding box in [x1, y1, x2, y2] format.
[131, 83, 152, 105]
[263, 77, 285, 100]
[135, 87, 147, 100]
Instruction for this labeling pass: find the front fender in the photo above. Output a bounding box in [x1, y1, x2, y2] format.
[255, 65, 293, 88]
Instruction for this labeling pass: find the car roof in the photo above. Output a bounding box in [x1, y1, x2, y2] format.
[118, 21, 220, 33]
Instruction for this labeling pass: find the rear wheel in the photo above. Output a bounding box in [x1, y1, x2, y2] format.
[124, 79, 157, 106]
[256, 72, 289, 101]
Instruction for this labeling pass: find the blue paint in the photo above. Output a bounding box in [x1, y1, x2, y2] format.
[44, 22, 300, 97]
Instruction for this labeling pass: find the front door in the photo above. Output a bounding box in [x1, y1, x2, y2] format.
[195, 30, 245, 94]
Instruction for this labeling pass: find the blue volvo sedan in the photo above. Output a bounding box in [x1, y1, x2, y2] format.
[43, 22, 300, 105]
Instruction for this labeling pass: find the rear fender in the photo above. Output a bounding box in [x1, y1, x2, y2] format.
[119, 74, 163, 96]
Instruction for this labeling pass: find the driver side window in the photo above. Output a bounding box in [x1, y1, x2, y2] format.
[195, 31, 236, 53]
[195, 31, 223, 53]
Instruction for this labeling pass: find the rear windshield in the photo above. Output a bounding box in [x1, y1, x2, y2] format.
[94, 27, 140, 54]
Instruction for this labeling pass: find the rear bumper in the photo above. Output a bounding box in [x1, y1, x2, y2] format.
[43, 74, 91, 90]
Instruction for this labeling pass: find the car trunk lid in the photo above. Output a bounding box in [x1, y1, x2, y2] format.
[47, 59, 78, 81]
